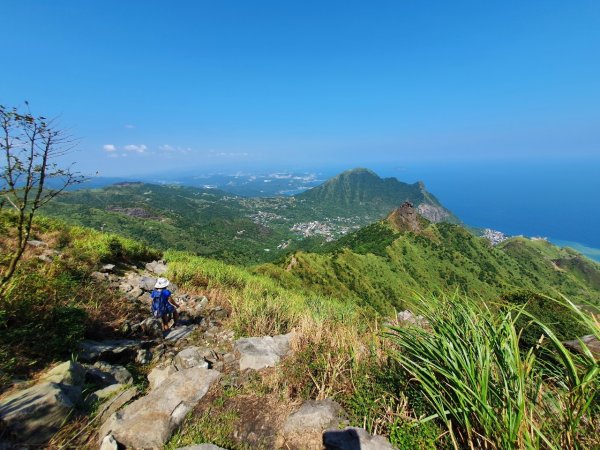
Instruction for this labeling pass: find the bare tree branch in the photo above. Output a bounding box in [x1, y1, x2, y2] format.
[0, 104, 85, 297]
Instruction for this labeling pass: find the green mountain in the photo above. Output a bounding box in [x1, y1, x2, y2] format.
[257, 202, 600, 314]
[40, 169, 458, 265]
[297, 168, 457, 222]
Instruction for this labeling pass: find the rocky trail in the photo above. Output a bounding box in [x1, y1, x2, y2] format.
[0, 259, 396, 450]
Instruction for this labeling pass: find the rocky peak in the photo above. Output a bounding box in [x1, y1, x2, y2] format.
[386, 201, 428, 233]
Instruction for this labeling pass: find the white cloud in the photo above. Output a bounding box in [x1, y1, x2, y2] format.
[124, 124, 135, 129]
[159, 144, 175, 152]
[124, 144, 147, 153]
[158, 144, 192, 155]
[103, 144, 117, 152]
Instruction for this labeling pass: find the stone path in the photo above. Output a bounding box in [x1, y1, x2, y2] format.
[0, 258, 396, 449]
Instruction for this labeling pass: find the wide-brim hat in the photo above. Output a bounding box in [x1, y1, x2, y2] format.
[154, 277, 169, 289]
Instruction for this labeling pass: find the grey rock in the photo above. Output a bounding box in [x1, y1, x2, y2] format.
[99, 367, 220, 449]
[91, 271, 109, 282]
[89, 383, 128, 404]
[27, 239, 47, 247]
[323, 427, 395, 450]
[100, 434, 119, 450]
[96, 386, 138, 425]
[141, 317, 163, 339]
[77, 339, 140, 364]
[284, 399, 345, 433]
[396, 310, 428, 327]
[0, 361, 84, 445]
[164, 324, 196, 342]
[118, 283, 134, 293]
[41, 360, 85, 386]
[101, 263, 116, 273]
[283, 399, 346, 450]
[145, 260, 168, 275]
[139, 276, 158, 291]
[127, 286, 144, 299]
[148, 365, 178, 390]
[136, 348, 152, 365]
[86, 362, 133, 386]
[223, 353, 237, 364]
[234, 332, 294, 370]
[174, 347, 211, 370]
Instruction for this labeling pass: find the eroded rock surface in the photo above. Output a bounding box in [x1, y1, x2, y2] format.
[283, 399, 347, 450]
[235, 332, 294, 370]
[0, 361, 85, 445]
[99, 367, 220, 449]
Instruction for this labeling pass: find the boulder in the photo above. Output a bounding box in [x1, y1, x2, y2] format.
[88, 383, 128, 404]
[136, 348, 152, 365]
[396, 310, 429, 327]
[127, 286, 144, 299]
[0, 361, 85, 445]
[139, 276, 158, 291]
[77, 339, 140, 364]
[174, 347, 211, 370]
[323, 427, 395, 450]
[148, 365, 178, 390]
[283, 399, 346, 449]
[99, 367, 220, 449]
[141, 317, 164, 338]
[145, 260, 168, 275]
[164, 324, 196, 342]
[95, 386, 138, 425]
[100, 434, 119, 450]
[86, 362, 133, 387]
[234, 332, 293, 370]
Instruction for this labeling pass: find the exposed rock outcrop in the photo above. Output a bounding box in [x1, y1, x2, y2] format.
[0, 361, 85, 445]
[99, 367, 221, 449]
[235, 332, 294, 370]
[282, 399, 347, 449]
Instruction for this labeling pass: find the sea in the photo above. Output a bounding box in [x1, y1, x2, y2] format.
[369, 159, 600, 262]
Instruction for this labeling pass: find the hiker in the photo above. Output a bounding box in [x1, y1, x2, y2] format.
[151, 277, 179, 331]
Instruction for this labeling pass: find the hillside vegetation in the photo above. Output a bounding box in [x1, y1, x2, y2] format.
[39, 168, 456, 265]
[257, 204, 600, 316]
[0, 212, 598, 449]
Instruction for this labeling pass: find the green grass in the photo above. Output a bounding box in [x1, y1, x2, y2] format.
[385, 293, 599, 449]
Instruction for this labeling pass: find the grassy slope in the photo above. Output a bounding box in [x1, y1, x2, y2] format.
[256, 221, 600, 316]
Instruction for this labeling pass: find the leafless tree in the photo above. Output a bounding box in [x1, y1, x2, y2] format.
[0, 103, 84, 295]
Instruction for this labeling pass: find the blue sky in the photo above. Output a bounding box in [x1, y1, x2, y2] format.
[2, 0, 599, 176]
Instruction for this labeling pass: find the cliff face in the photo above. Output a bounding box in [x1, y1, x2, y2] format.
[417, 203, 450, 222]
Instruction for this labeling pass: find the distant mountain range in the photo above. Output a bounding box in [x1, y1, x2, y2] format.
[40, 168, 457, 264]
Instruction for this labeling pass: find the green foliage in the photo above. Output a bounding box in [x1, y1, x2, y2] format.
[272, 221, 600, 316]
[385, 293, 600, 449]
[503, 290, 591, 348]
[0, 214, 156, 384]
[39, 168, 457, 265]
[323, 221, 397, 257]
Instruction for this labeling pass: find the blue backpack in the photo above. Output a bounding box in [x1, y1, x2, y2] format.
[151, 289, 168, 318]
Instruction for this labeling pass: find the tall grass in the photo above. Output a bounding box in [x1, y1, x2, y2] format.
[386, 293, 599, 449]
